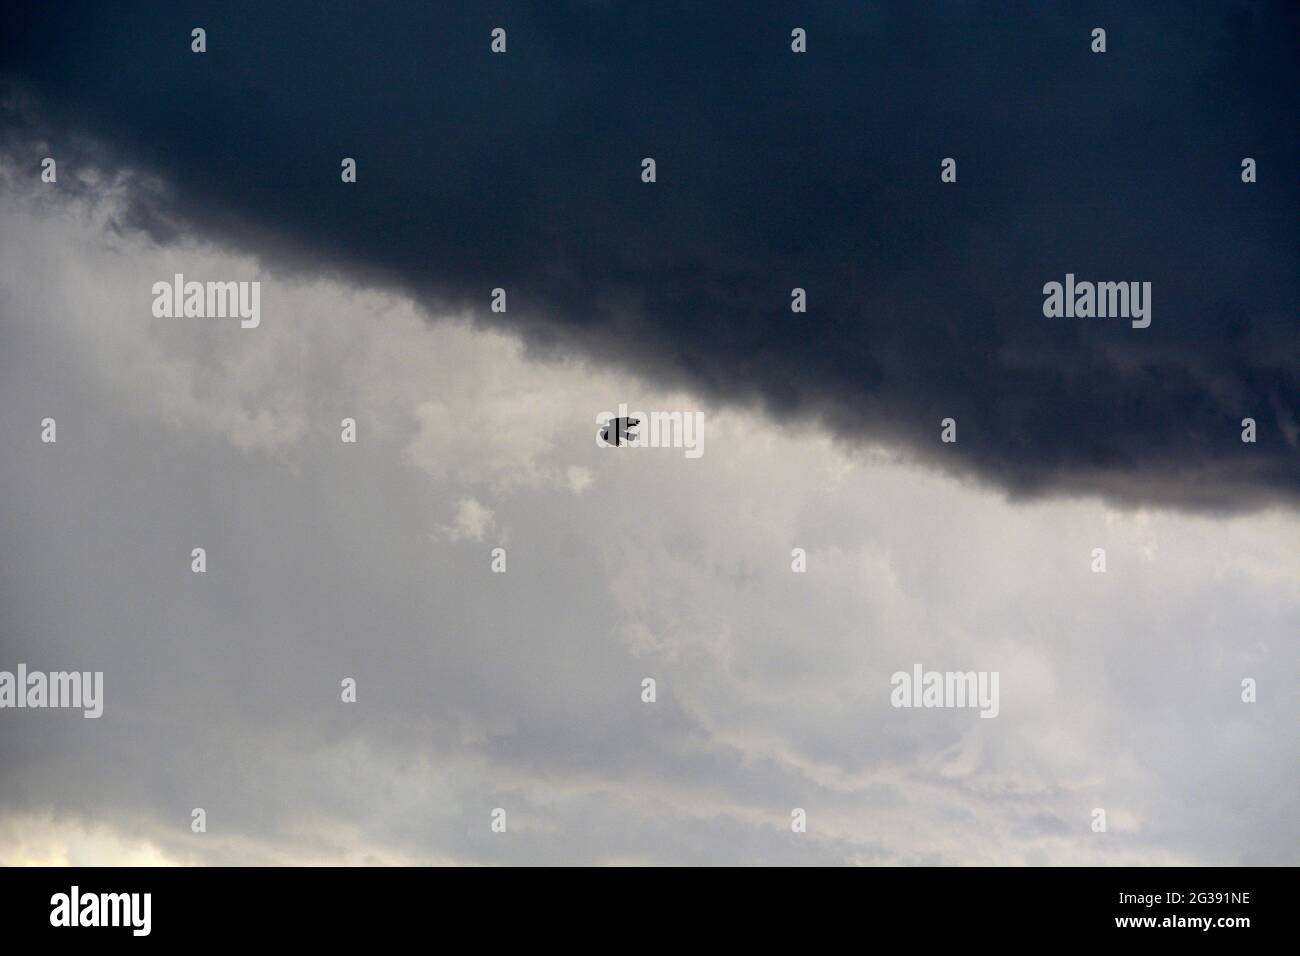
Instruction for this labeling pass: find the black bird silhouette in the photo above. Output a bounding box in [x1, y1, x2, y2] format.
[600, 417, 639, 447]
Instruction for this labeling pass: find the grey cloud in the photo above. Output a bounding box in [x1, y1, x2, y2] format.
[1, 190, 1296, 864]
[1, 0, 1296, 511]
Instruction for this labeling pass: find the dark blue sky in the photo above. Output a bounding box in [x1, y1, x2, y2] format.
[3, 0, 1296, 509]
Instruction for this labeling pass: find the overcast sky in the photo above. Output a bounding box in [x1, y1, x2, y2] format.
[0, 2, 1296, 865]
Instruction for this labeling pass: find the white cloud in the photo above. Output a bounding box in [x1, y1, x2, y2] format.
[441, 497, 495, 542]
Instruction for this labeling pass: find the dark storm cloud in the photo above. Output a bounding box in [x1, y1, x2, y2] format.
[3, 0, 1296, 509]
